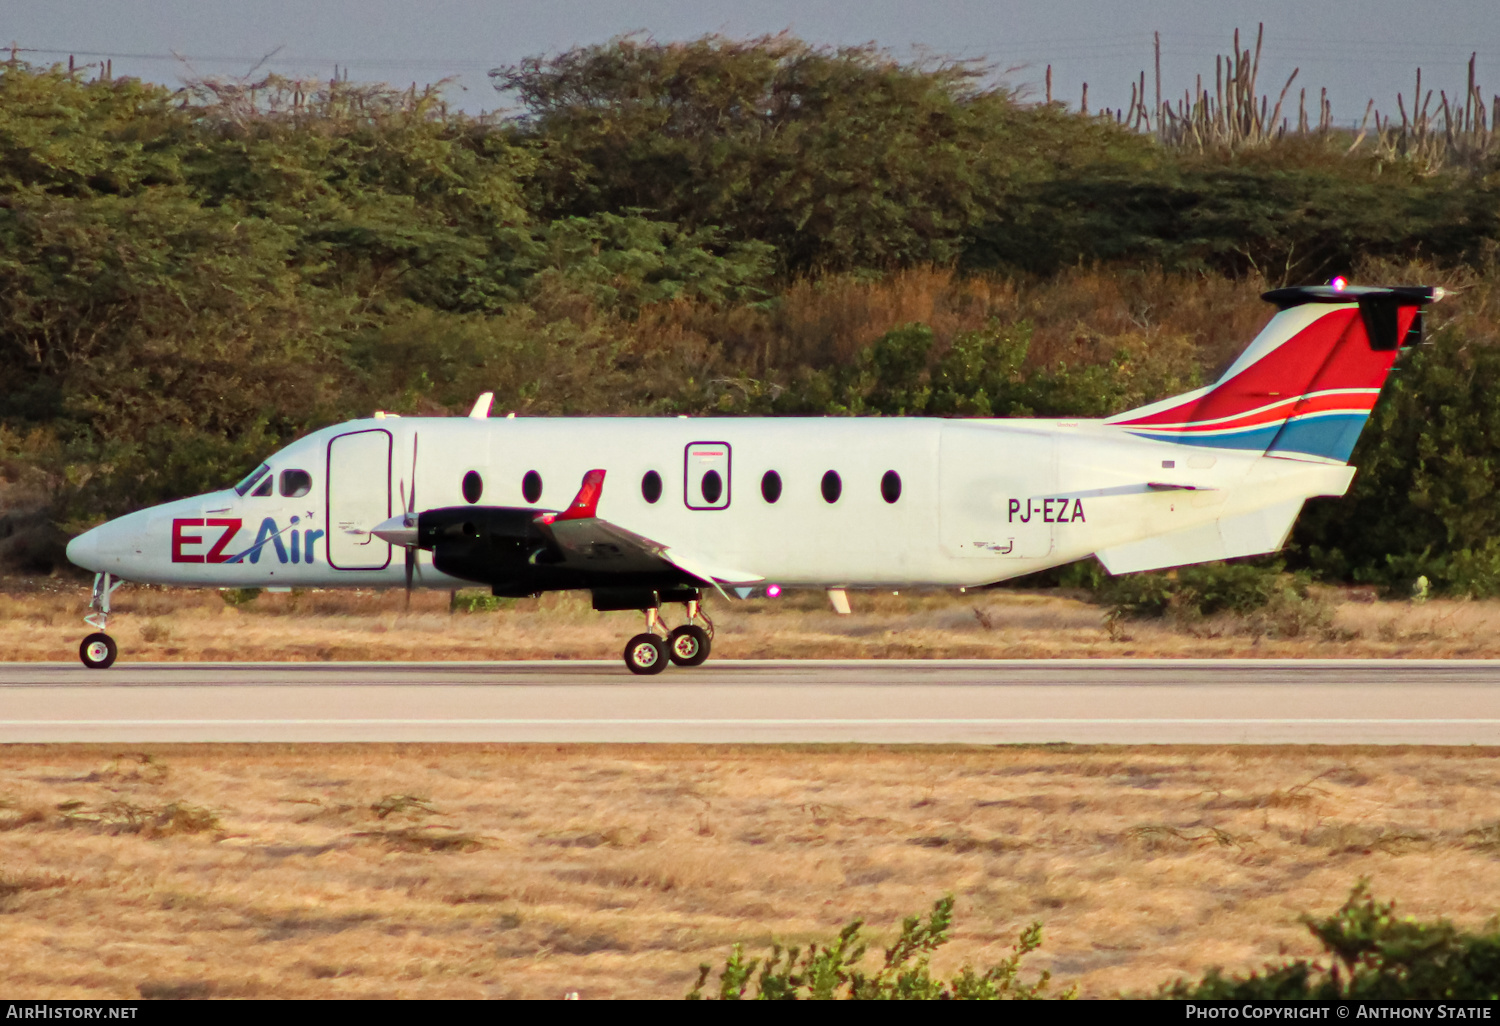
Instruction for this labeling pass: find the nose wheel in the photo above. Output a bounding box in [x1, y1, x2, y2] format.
[619, 599, 715, 674]
[78, 572, 125, 669]
[80, 633, 118, 670]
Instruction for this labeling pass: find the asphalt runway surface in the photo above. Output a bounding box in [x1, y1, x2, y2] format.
[3, 659, 1500, 744]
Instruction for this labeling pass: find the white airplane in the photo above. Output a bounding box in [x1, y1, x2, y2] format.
[66, 282, 1439, 673]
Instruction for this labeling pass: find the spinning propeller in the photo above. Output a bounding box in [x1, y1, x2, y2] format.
[395, 433, 419, 607]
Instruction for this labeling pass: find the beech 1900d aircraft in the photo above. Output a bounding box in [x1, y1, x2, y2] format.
[66, 282, 1440, 673]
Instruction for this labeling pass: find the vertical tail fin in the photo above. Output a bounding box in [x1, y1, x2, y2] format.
[1106, 285, 1442, 462]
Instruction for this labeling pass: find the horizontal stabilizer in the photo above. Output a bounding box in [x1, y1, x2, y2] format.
[1096, 498, 1306, 575]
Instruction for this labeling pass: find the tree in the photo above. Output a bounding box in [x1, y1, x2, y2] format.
[493, 34, 1146, 274]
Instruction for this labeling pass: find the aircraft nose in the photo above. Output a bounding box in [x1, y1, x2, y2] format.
[65, 525, 103, 572]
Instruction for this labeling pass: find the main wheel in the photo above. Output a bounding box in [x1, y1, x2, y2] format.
[623, 633, 668, 675]
[667, 625, 711, 667]
[79, 632, 118, 670]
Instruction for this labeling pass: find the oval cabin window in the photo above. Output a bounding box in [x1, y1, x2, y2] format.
[522, 470, 543, 504]
[880, 470, 902, 504]
[761, 470, 782, 503]
[641, 470, 662, 504]
[821, 470, 842, 504]
[701, 469, 723, 505]
[462, 470, 484, 504]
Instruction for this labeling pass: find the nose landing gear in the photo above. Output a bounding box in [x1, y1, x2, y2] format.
[620, 599, 715, 674]
[79, 572, 124, 669]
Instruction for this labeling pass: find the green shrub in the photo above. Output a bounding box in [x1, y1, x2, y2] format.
[1294, 324, 1500, 599]
[1168, 882, 1500, 1000]
[1100, 559, 1303, 619]
[686, 896, 1070, 1000]
[219, 588, 261, 607]
[450, 590, 505, 613]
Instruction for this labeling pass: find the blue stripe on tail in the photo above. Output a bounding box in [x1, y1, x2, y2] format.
[1128, 412, 1372, 462]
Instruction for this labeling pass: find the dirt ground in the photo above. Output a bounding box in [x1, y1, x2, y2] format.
[3, 578, 1500, 662]
[5, 582, 1499, 998]
[2, 743, 1500, 999]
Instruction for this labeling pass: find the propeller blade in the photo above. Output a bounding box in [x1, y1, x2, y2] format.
[408, 432, 418, 517]
[404, 432, 419, 611]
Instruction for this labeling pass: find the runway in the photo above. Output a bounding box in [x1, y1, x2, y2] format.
[3, 659, 1500, 744]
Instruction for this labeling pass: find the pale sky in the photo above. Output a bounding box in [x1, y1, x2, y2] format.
[5, 1, 1497, 124]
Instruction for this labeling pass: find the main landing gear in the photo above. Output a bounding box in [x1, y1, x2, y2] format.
[79, 572, 125, 669]
[623, 599, 715, 675]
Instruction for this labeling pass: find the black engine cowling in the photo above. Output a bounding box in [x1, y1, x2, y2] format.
[415, 506, 698, 600]
[417, 506, 555, 595]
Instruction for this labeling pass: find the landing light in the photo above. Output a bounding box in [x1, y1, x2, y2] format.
[1330, 276, 1348, 291]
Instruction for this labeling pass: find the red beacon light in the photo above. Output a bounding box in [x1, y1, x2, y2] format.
[765, 585, 782, 598]
[1329, 276, 1348, 291]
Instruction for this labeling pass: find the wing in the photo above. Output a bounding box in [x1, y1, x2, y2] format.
[536, 470, 765, 594]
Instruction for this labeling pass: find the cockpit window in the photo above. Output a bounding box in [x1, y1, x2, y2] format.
[251, 476, 273, 497]
[280, 469, 312, 498]
[234, 463, 270, 497]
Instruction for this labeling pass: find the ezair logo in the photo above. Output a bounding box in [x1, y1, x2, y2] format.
[171, 516, 325, 564]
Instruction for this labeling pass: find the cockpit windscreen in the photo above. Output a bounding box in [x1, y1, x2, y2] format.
[233, 463, 271, 497]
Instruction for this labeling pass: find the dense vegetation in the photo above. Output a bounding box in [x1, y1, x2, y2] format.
[1170, 882, 1500, 1000]
[688, 884, 1500, 999]
[1, 36, 1498, 596]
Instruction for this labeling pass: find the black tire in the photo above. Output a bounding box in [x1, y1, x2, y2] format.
[79, 632, 118, 670]
[623, 633, 668, 675]
[667, 625, 711, 667]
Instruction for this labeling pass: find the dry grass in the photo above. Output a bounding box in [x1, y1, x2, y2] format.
[633, 264, 1274, 383]
[3, 743, 1500, 998]
[4, 579, 1500, 661]
[632, 256, 1488, 393]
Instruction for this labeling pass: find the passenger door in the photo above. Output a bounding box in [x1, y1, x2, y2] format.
[326, 429, 393, 569]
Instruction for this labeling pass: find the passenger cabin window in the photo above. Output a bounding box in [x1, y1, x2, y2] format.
[821, 470, 842, 504]
[761, 470, 782, 504]
[279, 469, 313, 498]
[251, 476, 273, 497]
[522, 470, 543, 504]
[881, 470, 902, 504]
[462, 470, 484, 504]
[641, 470, 662, 503]
[701, 469, 723, 505]
[234, 463, 270, 497]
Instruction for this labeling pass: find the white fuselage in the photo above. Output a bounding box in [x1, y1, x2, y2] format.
[68, 415, 1357, 592]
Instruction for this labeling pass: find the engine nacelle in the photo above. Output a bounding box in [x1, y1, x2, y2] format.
[415, 506, 705, 601]
[417, 506, 556, 592]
